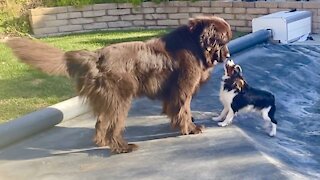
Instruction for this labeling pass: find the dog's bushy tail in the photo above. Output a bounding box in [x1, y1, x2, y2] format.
[64, 50, 100, 80]
[6, 38, 102, 79]
[6, 38, 68, 76]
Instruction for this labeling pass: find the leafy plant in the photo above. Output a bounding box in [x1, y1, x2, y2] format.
[52, 0, 93, 7]
[0, 0, 34, 35]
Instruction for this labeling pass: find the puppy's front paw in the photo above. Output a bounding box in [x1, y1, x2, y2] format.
[269, 131, 276, 137]
[212, 116, 221, 121]
[218, 121, 228, 127]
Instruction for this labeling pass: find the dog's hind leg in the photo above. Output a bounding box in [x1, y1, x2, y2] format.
[104, 97, 138, 153]
[94, 114, 108, 147]
[89, 72, 138, 153]
[262, 106, 277, 137]
[269, 122, 277, 137]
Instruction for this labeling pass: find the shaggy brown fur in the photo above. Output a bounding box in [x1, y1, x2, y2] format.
[6, 16, 232, 153]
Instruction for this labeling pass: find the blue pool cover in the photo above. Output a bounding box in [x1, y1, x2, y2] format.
[193, 43, 320, 178]
[130, 42, 320, 178]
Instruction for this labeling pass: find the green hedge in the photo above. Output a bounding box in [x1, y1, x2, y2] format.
[0, 0, 33, 36]
[45, 0, 135, 7]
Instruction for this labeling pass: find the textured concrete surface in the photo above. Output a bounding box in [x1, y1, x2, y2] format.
[292, 34, 320, 45]
[0, 110, 300, 180]
[0, 97, 89, 148]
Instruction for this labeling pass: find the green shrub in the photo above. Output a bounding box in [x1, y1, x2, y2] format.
[44, 0, 93, 7]
[0, 1, 30, 35]
[0, 0, 43, 35]
[1, 15, 30, 36]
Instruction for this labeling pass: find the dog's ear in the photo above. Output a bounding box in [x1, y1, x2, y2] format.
[221, 45, 230, 59]
[200, 24, 220, 67]
[234, 65, 242, 76]
[188, 18, 204, 32]
[234, 78, 245, 91]
[188, 18, 197, 31]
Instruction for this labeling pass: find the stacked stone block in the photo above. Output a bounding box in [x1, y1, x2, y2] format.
[29, 1, 320, 37]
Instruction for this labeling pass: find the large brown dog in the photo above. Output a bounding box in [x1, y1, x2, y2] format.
[7, 16, 232, 153]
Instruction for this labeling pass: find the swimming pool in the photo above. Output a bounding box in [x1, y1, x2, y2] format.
[193, 42, 320, 178]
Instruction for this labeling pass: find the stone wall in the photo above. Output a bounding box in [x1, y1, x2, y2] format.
[29, 1, 320, 37]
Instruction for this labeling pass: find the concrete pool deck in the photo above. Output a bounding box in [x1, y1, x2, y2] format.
[291, 34, 320, 45]
[1, 34, 320, 180]
[0, 111, 303, 180]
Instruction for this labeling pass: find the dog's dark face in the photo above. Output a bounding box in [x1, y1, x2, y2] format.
[189, 16, 232, 67]
[224, 59, 246, 91]
[225, 59, 237, 77]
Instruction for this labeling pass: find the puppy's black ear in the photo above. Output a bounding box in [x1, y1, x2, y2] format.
[234, 79, 245, 92]
[234, 65, 243, 76]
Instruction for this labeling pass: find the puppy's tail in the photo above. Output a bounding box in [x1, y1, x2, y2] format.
[6, 38, 102, 79]
[6, 38, 68, 76]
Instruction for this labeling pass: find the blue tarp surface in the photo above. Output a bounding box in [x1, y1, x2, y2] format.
[194, 43, 320, 178]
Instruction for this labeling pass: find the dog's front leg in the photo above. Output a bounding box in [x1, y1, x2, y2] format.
[212, 107, 229, 121]
[167, 65, 205, 135]
[163, 100, 196, 123]
[218, 108, 235, 127]
[168, 95, 204, 135]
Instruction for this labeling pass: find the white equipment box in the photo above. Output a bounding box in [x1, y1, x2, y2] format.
[252, 10, 312, 44]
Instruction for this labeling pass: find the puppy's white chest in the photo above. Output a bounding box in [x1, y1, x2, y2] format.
[219, 83, 237, 105]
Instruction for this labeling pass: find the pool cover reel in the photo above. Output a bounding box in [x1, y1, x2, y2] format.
[228, 29, 272, 55]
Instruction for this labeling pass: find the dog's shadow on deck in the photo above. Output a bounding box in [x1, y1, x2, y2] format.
[0, 111, 217, 161]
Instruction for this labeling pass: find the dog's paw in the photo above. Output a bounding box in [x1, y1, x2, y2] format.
[212, 116, 221, 121]
[263, 122, 270, 130]
[94, 136, 108, 147]
[218, 121, 229, 127]
[192, 125, 205, 134]
[269, 131, 276, 137]
[180, 124, 205, 135]
[112, 144, 139, 154]
[187, 125, 205, 135]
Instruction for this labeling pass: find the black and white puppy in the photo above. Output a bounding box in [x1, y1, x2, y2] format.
[212, 59, 277, 137]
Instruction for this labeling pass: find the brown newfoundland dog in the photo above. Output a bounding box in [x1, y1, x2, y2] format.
[6, 16, 232, 153]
